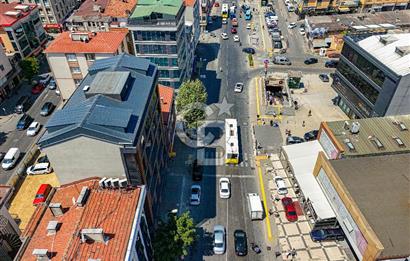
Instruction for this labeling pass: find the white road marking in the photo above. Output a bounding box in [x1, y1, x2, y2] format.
[168, 172, 256, 179]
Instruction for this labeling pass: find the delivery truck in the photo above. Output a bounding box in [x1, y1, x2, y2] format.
[247, 193, 264, 220]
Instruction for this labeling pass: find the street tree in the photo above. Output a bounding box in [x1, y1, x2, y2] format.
[153, 211, 197, 260]
[20, 57, 40, 82]
[176, 79, 208, 128]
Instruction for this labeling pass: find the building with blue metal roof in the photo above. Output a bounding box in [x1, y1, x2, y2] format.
[38, 54, 168, 218]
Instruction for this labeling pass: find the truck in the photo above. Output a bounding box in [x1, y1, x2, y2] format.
[247, 193, 264, 220]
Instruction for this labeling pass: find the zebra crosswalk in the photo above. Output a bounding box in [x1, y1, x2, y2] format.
[196, 150, 255, 168]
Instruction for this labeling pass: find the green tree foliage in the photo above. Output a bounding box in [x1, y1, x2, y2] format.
[20, 57, 40, 82]
[153, 211, 197, 260]
[176, 80, 208, 128]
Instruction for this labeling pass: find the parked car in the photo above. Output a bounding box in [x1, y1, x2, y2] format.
[319, 73, 330, 82]
[1, 148, 20, 170]
[48, 79, 56, 90]
[219, 178, 230, 199]
[274, 176, 288, 195]
[39, 74, 52, 86]
[233, 35, 240, 42]
[221, 32, 228, 40]
[16, 114, 34, 130]
[246, 23, 251, 29]
[325, 60, 339, 68]
[310, 229, 345, 242]
[40, 102, 55, 116]
[281, 197, 298, 222]
[14, 95, 31, 114]
[26, 121, 41, 136]
[231, 27, 237, 34]
[273, 56, 291, 65]
[26, 162, 53, 175]
[304, 130, 319, 141]
[242, 47, 255, 54]
[286, 136, 304, 145]
[287, 22, 297, 29]
[234, 230, 248, 256]
[33, 184, 52, 205]
[192, 159, 202, 181]
[213, 225, 226, 255]
[190, 185, 201, 205]
[299, 28, 305, 35]
[31, 84, 45, 95]
[304, 57, 318, 64]
[234, 82, 244, 93]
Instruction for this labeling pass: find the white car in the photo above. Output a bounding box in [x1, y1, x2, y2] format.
[221, 33, 228, 40]
[213, 225, 226, 255]
[48, 79, 56, 90]
[288, 22, 297, 29]
[26, 122, 41, 136]
[26, 162, 53, 175]
[234, 82, 244, 93]
[190, 185, 201, 205]
[222, 18, 228, 24]
[246, 23, 251, 29]
[274, 176, 288, 195]
[233, 35, 240, 42]
[219, 178, 231, 199]
[299, 28, 305, 35]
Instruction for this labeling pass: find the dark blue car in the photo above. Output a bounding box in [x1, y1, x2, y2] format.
[310, 229, 345, 242]
[16, 114, 33, 130]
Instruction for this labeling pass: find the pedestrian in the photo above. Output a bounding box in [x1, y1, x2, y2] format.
[302, 120, 305, 127]
[291, 248, 297, 257]
[308, 109, 312, 116]
[269, 208, 274, 216]
[286, 252, 292, 258]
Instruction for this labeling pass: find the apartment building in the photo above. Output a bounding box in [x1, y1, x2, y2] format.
[332, 33, 410, 119]
[44, 30, 128, 100]
[359, 0, 409, 11]
[66, 0, 137, 32]
[0, 47, 20, 102]
[18, 178, 153, 261]
[0, 3, 46, 59]
[38, 54, 168, 217]
[185, 0, 200, 79]
[128, 0, 188, 88]
[158, 84, 176, 155]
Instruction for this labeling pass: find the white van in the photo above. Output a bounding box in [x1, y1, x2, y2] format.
[1, 148, 20, 170]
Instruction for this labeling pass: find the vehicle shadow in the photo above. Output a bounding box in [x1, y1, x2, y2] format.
[0, 131, 9, 146]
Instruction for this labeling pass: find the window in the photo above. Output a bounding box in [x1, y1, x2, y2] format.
[70, 67, 81, 74]
[85, 53, 95, 61]
[66, 53, 77, 61]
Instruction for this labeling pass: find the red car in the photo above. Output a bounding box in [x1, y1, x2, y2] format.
[282, 197, 298, 222]
[31, 84, 45, 95]
[231, 28, 237, 34]
[33, 184, 52, 205]
[214, 2, 220, 7]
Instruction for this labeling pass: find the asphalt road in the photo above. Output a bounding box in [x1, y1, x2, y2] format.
[0, 87, 60, 184]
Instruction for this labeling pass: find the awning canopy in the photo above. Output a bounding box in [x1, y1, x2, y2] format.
[282, 141, 336, 220]
[338, 7, 350, 12]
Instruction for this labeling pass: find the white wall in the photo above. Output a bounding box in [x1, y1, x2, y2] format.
[47, 53, 76, 100]
[44, 137, 127, 185]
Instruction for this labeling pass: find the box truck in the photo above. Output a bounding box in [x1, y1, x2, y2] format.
[247, 193, 264, 220]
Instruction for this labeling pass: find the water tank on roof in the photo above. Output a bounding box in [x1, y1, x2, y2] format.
[350, 122, 360, 134]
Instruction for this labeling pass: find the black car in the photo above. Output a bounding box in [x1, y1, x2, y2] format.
[242, 47, 255, 54]
[325, 60, 339, 68]
[304, 130, 319, 141]
[16, 114, 33, 130]
[192, 159, 203, 181]
[40, 102, 55, 116]
[286, 136, 304, 145]
[234, 230, 248, 256]
[304, 58, 318, 65]
[319, 73, 330, 82]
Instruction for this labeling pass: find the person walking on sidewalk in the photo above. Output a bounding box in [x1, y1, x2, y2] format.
[308, 109, 312, 116]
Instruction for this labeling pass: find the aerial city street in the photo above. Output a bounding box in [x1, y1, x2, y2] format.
[0, 0, 409, 260]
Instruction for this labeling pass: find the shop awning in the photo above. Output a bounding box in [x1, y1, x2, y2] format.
[338, 6, 350, 12]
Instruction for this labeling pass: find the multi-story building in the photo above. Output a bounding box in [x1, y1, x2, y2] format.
[185, 0, 200, 79]
[199, 0, 211, 30]
[22, 0, 78, 31]
[158, 84, 176, 155]
[359, 0, 409, 11]
[17, 178, 153, 261]
[296, 0, 360, 17]
[38, 54, 168, 217]
[66, 0, 137, 32]
[0, 47, 20, 102]
[332, 33, 410, 119]
[44, 30, 129, 100]
[0, 3, 46, 59]
[128, 0, 188, 88]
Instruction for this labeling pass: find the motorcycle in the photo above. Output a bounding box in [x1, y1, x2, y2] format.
[251, 243, 262, 254]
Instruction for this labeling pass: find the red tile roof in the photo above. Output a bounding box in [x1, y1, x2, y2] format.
[105, 0, 138, 18]
[21, 177, 142, 261]
[184, 0, 196, 7]
[45, 31, 127, 54]
[73, 0, 110, 17]
[0, 3, 37, 27]
[158, 84, 174, 123]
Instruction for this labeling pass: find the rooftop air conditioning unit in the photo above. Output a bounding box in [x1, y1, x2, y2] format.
[76, 186, 90, 207]
[49, 203, 63, 217]
[350, 122, 360, 134]
[32, 249, 49, 260]
[81, 228, 105, 243]
[103, 178, 113, 188]
[47, 221, 59, 235]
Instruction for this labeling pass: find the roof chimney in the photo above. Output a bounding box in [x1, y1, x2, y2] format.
[49, 203, 64, 217]
[81, 228, 105, 243]
[47, 221, 59, 235]
[76, 186, 90, 207]
[32, 249, 49, 261]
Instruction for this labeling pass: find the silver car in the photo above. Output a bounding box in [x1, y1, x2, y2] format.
[190, 185, 201, 205]
[213, 225, 226, 255]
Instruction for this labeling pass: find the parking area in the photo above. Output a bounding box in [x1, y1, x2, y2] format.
[8, 169, 60, 231]
[260, 156, 353, 260]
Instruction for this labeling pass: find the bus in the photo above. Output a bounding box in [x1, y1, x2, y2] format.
[245, 9, 252, 20]
[225, 119, 239, 164]
[221, 4, 229, 18]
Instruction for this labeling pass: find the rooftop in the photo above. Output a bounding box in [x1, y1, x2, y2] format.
[329, 154, 410, 258]
[130, 0, 182, 18]
[20, 178, 143, 260]
[70, 0, 110, 19]
[38, 54, 157, 148]
[322, 114, 410, 157]
[105, 0, 138, 17]
[356, 33, 410, 76]
[0, 3, 37, 27]
[158, 84, 174, 124]
[45, 31, 127, 54]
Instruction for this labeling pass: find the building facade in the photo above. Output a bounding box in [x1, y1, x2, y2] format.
[158, 84, 176, 155]
[296, 0, 359, 17]
[128, 0, 188, 88]
[359, 0, 409, 11]
[185, 0, 200, 79]
[38, 54, 168, 218]
[0, 3, 46, 59]
[0, 47, 20, 102]
[45, 31, 129, 100]
[332, 34, 410, 119]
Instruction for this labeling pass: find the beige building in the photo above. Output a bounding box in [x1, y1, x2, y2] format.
[44, 30, 129, 100]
